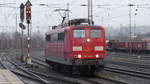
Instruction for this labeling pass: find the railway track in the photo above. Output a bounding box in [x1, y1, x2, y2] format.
[7, 52, 105, 84]
[2, 50, 149, 84]
[2, 51, 81, 84]
[0, 54, 49, 84]
[31, 56, 103, 84]
[104, 66, 150, 79]
[107, 60, 150, 70]
[107, 52, 150, 60]
[2, 51, 149, 84]
[31, 56, 128, 84]
[1, 52, 82, 84]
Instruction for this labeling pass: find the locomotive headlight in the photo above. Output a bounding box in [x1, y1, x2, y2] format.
[78, 54, 82, 58]
[73, 46, 82, 51]
[95, 46, 103, 51]
[87, 38, 91, 42]
[96, 54, 99, 58]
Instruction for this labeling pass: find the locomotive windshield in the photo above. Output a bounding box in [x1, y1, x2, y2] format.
[74, 29, 86, 38]
[91, 29, 102, 38]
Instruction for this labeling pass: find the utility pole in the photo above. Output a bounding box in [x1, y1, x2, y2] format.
[87, 0, 93, 25]
[81, 0, 94, 25]
[133, 8, 138, 41]
[101, 16, 104, 25]
[37, 26, 40, 34]
[88, 0, 90, 23]
[91, 0, 93, 23]
[15, 8, 20, 49]
[133, 24, 136, 40]
[20, 3, 26, 62]
[15, 13, 18, 32]
[128, 4, 134, 56]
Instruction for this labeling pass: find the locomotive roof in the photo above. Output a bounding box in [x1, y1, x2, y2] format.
[56, 18, 94, 28]
[65, 18, 94, 25]
[46, 18, 105, 35]
[46, 25, 105, 35]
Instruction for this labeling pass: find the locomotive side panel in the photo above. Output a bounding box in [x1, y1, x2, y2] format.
[45, 28, 73, 65]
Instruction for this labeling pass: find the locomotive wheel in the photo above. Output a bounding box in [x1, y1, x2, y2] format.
[90, 66, 96, 75]
[79, 65, 95, 76]
[62, 65, 73, 75]
[85, 65, 96, 76]
[45, 60, 49, 63]
[53, 63, 60, 72]
[80, 66, 88, 75]
[53, 64, 74, 76]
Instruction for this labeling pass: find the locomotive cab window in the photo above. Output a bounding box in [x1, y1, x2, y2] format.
[91, 29, 102, 38]
[74, 29, 85, 38]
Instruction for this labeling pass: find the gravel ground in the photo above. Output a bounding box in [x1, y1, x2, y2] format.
[107, 51, 150, 60]
[29, 50, 118, 84]
[4, 50, 110, 84]
[0, 52, 6, 69]
[106, 63, 150, 74]
[0, 51, 41, 84]
[30, 50, 150, 84]
[0, 62, 4, 69]
[2, 49, 150, 84]
[99, 70, 150, 84]
[105, 52, 150, 84]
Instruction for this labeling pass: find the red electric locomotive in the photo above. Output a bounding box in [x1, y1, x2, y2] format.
[45, 18, 106, 74]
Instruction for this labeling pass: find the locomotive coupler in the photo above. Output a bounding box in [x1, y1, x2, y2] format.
[72, 60, 80, 74]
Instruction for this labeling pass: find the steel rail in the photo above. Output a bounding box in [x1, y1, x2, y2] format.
[0, 56, 48, 84]
[9, 54, 81, 84]
[3, 54, 50, 84]
[107, 60, 150, 69]
[31, 56, 128, 84]
[31, 57, 100, 84]
[28, 70, 80, 84]
[105, 66, 150, 79]
[107, 52, 150, 58]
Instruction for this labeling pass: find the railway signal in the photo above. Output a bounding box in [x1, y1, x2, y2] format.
[25, 0, 32, 65]
[26, 7, 31, 23]
[20, 3, 25, 22]
[19, 23, 26, 30]
[25, 0, 32, 24]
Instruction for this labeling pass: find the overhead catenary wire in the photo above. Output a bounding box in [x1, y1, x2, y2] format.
[1, 0, 150, 31]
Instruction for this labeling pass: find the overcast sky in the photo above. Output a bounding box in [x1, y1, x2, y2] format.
[0, 0, 150, 33]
